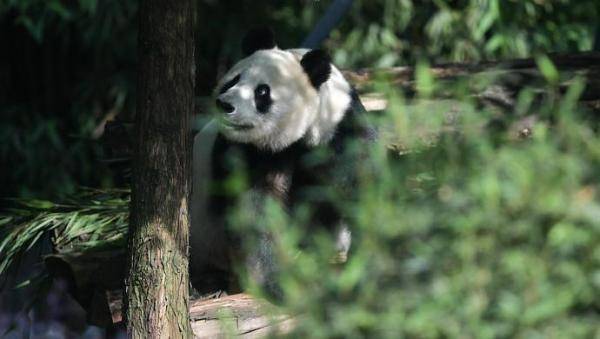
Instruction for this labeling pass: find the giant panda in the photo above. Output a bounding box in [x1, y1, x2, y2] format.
[190, 28, 376, 298]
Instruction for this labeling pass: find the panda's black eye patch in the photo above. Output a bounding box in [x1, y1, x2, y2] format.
[219, 74, 240, 94]
[254, 84, 272, 114]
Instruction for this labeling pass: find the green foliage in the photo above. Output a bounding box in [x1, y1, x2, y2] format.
[0, 112, 110, 198]
[0, 0, 136, 198]
[328, 0, 598, 67]
[0, 188, 129, 283]
[2, 0, 596, 200]
[1, 0, 122, 42]
[231, 74, 600, 337]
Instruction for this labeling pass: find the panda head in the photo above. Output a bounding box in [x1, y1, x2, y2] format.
[214, 28, 351, 151]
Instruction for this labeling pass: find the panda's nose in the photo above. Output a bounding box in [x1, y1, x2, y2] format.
[216, 99, 235, 114]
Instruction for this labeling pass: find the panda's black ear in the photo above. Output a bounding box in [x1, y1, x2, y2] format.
[300, 49, 331, 89]
[242, 27, 277, 56]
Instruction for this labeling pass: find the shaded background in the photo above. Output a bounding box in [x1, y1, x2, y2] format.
[1, 0, 597, 201]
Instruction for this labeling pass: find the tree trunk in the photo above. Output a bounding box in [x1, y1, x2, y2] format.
[125, 1, 194, 338]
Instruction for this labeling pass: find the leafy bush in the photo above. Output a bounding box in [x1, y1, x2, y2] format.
[233, 73, 600, 338]
[328, 0, 598, 67]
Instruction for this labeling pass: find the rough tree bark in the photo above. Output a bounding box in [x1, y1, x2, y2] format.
[125, 1, 194, 338]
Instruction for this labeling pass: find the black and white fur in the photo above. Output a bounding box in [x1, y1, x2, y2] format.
[190, 28, 375, 296]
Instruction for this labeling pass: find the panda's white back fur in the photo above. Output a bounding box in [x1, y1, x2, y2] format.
[215, 47, 352, 151]
[287, 49, 352, 147]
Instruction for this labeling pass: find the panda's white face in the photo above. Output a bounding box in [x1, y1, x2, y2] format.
[215, 49, 320, 151]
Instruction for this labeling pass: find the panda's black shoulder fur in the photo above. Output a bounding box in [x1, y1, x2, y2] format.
[329, 88, 377, 152]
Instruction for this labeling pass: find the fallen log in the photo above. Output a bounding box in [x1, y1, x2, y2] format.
[109, 292, 294, 338]
[189, 294, 295, 338]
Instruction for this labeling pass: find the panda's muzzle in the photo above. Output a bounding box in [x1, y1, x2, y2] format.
[216, 99, 235, 114]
